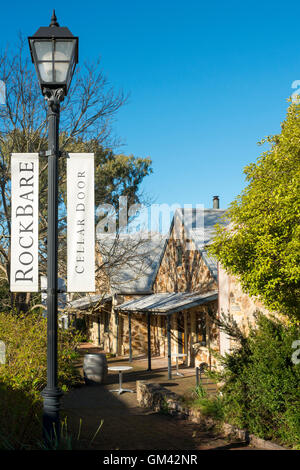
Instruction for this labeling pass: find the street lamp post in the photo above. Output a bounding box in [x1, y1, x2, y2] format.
[28, 11, 78, 442]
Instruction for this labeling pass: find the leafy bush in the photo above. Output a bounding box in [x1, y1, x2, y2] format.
[0, 311, 84, 448]
[187, 384, 224, 421]
[0, 311, 83, 397]
[0, 383, 42, 449]
[73, 316, 88, 342]
[214, 313, 300, 448]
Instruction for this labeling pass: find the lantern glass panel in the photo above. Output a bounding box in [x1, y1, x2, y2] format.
[54, 41, 74, 60]
[54, 62, 69, 83]
[34, 41, 53, 61]
[38, 61, 53, 82]
[28, 30, 77, 93]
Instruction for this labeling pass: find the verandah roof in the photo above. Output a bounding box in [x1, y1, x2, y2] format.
[116, 290, 218, 315]
[68, 294, 112, 310]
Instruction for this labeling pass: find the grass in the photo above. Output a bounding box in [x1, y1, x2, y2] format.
[183, 383, 224, 422]
[0, 416, 104, 450]
[38, 416, 105, 450]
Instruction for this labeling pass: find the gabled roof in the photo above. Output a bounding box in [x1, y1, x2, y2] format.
[153, 208, 228, 281]
[175, 208, 227, 249]
[97, 233, 166, 294]
[68, 293, 111, 310]
[97, 209, 228, 295]
[69, 208, 227, 311]
[116, 290, 218, 315]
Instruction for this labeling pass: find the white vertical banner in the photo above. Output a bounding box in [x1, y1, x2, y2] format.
[10, 153, 39, 292]
[67, 153, 95, 292]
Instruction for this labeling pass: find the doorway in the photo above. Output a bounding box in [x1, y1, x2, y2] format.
[177, 313, 185, 354]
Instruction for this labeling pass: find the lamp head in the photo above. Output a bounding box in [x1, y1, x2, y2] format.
[28, 11, 78, 96]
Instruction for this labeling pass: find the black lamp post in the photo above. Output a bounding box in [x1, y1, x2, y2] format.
[28, 11, 78, 442]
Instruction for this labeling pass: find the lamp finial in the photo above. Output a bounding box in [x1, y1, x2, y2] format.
[50, 10, 59, 27]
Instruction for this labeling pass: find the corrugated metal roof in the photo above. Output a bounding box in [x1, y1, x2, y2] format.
[174, 208, 228, 278]
[96, 210, 228, 294]
[116, 290, 218, 315]
[177, 208, 228, 248]
[68, 294, 111, 310]
[97, 233, 166, 294]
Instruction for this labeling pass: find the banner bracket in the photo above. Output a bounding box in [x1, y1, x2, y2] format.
[39, 150, 69, 158]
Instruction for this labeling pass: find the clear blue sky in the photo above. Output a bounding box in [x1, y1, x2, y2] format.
[2, 0, 299, 209]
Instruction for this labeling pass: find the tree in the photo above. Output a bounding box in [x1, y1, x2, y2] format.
[209, 100, 300, 319]
[0, 37, 152, 312]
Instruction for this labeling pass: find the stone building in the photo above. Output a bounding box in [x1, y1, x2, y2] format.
[218, 264, 272, 356]
[68, 199, 282, 377]
[68, 201, 229, 373]
[116, 207, 227, 372]
[68, 232, 166, 353]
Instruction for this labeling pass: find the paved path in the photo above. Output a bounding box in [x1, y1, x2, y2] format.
[62, 372, 258, 450]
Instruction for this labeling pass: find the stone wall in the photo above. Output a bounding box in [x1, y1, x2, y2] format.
[191, 301, 220, 369]
[84, 299, 220, 369]
[118, 312, 162, 357]
[85, 308, 117, 353]
[153, 224, 217, 294]
[136, 381, 288, 449]
[218, 264, 272, 355]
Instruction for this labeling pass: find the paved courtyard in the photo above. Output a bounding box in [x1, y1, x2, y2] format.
[61, 344, 260, 450]
[77, 343, 217, 398]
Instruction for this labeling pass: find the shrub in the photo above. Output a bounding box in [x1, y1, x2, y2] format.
[214, 313, 300, 448]
[0, 311, 83, 397]
[73, 316, 88, 342]
[188, 384, 224, 421]
[0, 311, 84, 448]
[0, 383, 42, 449]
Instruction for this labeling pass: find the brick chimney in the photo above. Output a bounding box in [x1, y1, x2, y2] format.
[213, 196, 220, 209]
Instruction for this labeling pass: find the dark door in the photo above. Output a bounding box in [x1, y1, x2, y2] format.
[177, 314, 184, 354]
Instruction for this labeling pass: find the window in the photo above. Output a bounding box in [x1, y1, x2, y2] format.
[104, 312, 110, 333]
[176, 244, 183, 267]
[196, 314, 206, 346]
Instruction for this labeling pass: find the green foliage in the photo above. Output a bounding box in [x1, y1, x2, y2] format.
[0, 312, 83, 397]
[215, 313, 300, 448]
[73, 317, 88, 342]
[62, 136, 153, 213]
[194, 383, 206, 399]
[0, 311, 85, 448]
[0, 280, 10, 313]
[188, 385, 224, 421]
[37, 416, 104, 450]
[0, 384, 42, 449]
[209, 102, 300, 319]
[159, 396, 171, 415]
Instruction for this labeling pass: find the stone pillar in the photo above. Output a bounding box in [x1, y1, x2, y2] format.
[206, 312, 212, 369]
[128, 313, 132, 362]
[171, 314, 177, 355]
[161, 316, 166, 357]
